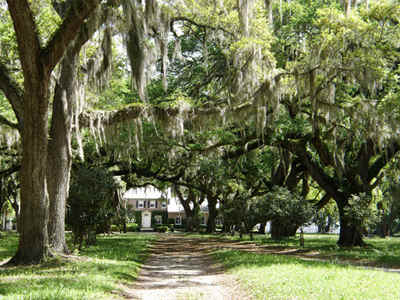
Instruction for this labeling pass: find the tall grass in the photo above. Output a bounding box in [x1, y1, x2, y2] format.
[0, 232, 156, 300]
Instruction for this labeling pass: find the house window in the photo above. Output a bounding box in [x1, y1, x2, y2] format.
[175, 216, 182, 225]
[138, 200, 144, 208]
[161, 201, 167, 208]
[201, 216, 206, 225]
[155, 215, 162, 225]
[150, 200, 156, 208]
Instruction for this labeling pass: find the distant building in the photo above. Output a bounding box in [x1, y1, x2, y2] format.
[123, 186, 209, 230]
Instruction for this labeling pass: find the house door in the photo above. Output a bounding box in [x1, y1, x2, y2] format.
[142, 212, 151, 228]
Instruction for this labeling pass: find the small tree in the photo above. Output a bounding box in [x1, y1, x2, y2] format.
[257, 186, 314, 240]
[67, 166, 118, 249]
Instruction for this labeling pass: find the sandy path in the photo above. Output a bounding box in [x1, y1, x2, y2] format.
[125, 234, 250, 300]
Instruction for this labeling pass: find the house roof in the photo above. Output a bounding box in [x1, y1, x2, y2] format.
[123, 186, 209, 213]
[123, 186, 167, 200]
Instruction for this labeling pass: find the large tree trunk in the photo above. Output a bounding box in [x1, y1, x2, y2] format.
[337, 201, 365, 247]
[181, 201, 195, 232]
[10, 76, 51, 265]
[206, 197, 218, 233]
[47, 49, 76, 254]
[270, 219, 298, 240]
[4, 0, 102, 265]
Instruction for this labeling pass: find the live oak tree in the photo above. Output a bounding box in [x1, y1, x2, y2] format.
[47, 0, 115, 254]
[220, 140, 311, 239]
[275, 0, 400, 246]
[0, 0, 103, 264]
[218, 0, 400, 246]
[1, 0, 398, 266]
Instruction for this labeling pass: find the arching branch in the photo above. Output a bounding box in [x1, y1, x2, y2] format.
[0, 63, 23, 128]
[41, 0, 102, 72]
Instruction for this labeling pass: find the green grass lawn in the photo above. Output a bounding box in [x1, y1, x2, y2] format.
[215, 249, 400, 300]
[0, 232, 156, 300]
[239, 233, 400, 268]
[188, 232, 400, 268]
[185, 232, 400, 299]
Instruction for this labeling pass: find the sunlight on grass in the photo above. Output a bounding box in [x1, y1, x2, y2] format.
[215, 250, 400, 300]
[0, 232, 156, 300]
[187, 232, 400, 268]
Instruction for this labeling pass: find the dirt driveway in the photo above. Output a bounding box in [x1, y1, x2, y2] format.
[125, 234, 251, 300]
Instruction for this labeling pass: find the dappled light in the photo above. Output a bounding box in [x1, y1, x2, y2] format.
[0, 0, 400, 298]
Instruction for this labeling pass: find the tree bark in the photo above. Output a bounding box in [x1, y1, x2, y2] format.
[6, 0, 51, 264]
[47, 48, 76, 254]
[206, 197, 218, 233]
[336, 200, 365, 247]
[47, 0, 113, 253]
[5, 0, 102, 265]
[10, 69, 51, 265]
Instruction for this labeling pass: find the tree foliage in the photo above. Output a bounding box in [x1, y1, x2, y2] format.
[67, 165, 118, 249]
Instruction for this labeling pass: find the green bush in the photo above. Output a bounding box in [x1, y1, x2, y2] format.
[198, 224, 207, 233]
[110, 224, 119, 232]
[67, 165, 118, 248]
[168, 224, 174, 232]
[127, 223, 140, 232]
[168, 218, 175, 225]
[155, 225, 169, 233]
[133, 211, 142, 226]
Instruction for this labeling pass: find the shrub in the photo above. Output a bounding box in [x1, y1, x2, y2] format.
[155, 225, 169, 233]
[67, 166, 118, 249]
[110, 224, 119, 232]
[256, 186, 314, 239]
[127, 223, 140, 232]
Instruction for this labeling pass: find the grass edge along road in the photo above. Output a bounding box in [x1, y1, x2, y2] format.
[210, 233, 400, 300]
[0, 232, 156, 300]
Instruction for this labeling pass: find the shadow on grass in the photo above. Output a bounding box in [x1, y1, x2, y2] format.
[214, 248, 400, 300]
[0, 232, 156, 299]
[213, 249, 400, 274]
[197, 232, 400, 268]
[0, 274, 115, 299]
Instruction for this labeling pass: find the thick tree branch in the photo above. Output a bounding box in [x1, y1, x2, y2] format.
[111, 161, 185, 184]
[0, 164, 21, 177]
[0, 115, 19, 130]
[314, 193, 331, 210]
[311, 134, 335, 167]
[41, 0, 102, 72]
[284, 140, 343, 199]
[79, 105, 145, 128]
[70, 1, 119, 56]
[0, 63, 24, 127]
[368, 140, 400, 183]
[223, 139, 264, 159]
[6, 0, 41, 77]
